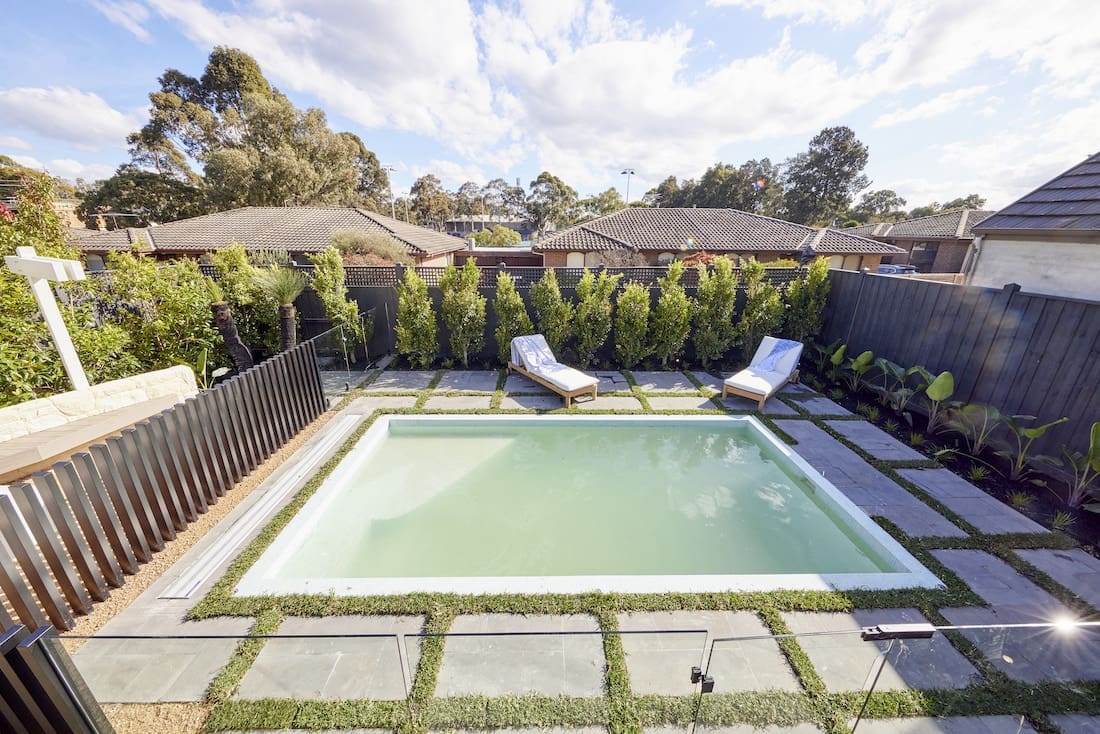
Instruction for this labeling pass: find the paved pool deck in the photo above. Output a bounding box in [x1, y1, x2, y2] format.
[69, 368, 1100, 733]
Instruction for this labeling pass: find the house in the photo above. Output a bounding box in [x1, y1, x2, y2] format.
[444, 214, 534, 240]
[841, 208, 994, 273]
[966, 153, 1100, 301]
[66, 206, 467, 269]
[533, 207, 903, 270]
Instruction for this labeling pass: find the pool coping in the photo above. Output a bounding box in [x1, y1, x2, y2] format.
[234, 414, 943, 596]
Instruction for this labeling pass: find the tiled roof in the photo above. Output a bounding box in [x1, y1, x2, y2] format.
[66, 227, 152, 252]
[975, 152, 1100, 233]
[535, 207, 903, 255]
[66, 207, 467, 257]
[840, 209, 995, 240]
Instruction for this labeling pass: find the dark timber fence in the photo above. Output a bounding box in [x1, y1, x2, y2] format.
[822, 269, 1100, 457]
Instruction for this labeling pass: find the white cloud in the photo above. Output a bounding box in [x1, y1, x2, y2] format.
[0, 135, 31, 151]
[10, 155, 115, 182]
[0, 87, 139, 151]
[409, 160, 487, 191]
[873, 85, 989, 128]
[90, 0, 152, 41]
[706, 0, 876, 26]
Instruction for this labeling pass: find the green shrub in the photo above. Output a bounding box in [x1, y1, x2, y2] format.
[395, 267, 437, 369]
[733, 257, 784, 364]
[492, 271, 533, 365]
[650, 261, 692, 368]
[691, 258, 738, 369]
[783, 256, 830, 343]
[210, 243, 280, 356]
[574, 269, 622, 368]
[331, 230, 414, 265]
[471, 225, 522, 246]
[529, 268, 573, 354]
[440, 259, 485, 368]
[614, 281, 651, 369]
[764, 258, 800, 268]
[308, 246, 363, 344]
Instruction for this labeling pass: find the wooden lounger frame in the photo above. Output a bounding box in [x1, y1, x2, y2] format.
[507, 362, 598, 408]
[721, 369, 799, 411]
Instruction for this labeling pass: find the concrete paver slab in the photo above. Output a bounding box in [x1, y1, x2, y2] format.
[435, 370, 500, 392]
[1014, 548, 1100, 609]
[363, 370, 436, 392]
[845, 717, 1035, 733]
[898, 469, 1047, 535]
[499, 395, 566, 410]
[436, 614, 605, 697]
[345, 396, 419, 414]
[826, 421, 926, 462]
[575, 395, 643, 410]
[794, 397, 852, 416]
[1050, 714, 1100, 733]
[594, 370, 630, 393]
[503, 373, 552, 393]
[236, 616, 423, 701]
[423, 395, 493, 410]
[689, 371, 724, 393]
[648, 726, 823, 733]
[720, 394, 799, 415]
[773, 421, 964, 538]
[782, 609, 980, 691]
[617, 611, 799, 694]
[631, 371, 700, 393]
[779, 383, 817, 396]
[648, 396, 718, 411]
[931, 550, 1066, 614]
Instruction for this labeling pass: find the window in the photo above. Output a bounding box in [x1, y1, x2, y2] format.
[566, 252, 585, 267]
[656, 252, 676, 264]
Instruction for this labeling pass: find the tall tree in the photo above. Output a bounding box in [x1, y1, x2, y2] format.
[527, 171, 578, 235]
[453, 181, 488, 216]
[849, 189, 907, 224]
[941, 194, 986, 210]
[409, 174, 453, 229]
[782, 126, 870, 225]
[77, 167, 206, 228]
[483, 177, 527, 218]
[575, 187, 625, 221]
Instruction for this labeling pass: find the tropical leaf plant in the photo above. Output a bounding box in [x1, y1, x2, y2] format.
[995, 414, 1068, 482]
[921, 369, 956, 434]
[945, 402, 1004, 455]
[840, 349, 874, 392]
[1062, 421, 1100, 510]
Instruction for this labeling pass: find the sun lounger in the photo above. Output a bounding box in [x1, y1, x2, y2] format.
[721, 336, 803, 410]
[508, 335, 599, 408]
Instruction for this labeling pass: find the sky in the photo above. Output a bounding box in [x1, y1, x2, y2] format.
[2, 0, 1098, 211]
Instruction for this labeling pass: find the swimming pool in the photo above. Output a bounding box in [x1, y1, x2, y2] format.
[235, 415, 941, 595]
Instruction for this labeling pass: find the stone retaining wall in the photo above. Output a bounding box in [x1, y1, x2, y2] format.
[0, 365, 198, 442]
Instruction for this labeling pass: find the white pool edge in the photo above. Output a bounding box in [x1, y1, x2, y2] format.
[235, 414, 943, 596]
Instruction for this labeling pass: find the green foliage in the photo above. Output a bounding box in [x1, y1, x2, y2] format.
[810, 338, 842, 375]
[527, 171, 579, 235]
[646, 159, 784, 217]
[782, 126, 870, 225]
[76, 167, 206, 228]
[733, 257, 784, 364]
[529, 268, 573, 354]
[307, 246, 362, 344]
[649, 261, 692, 367]
[1062, 422, 1100, 509]
[470, 225, 522, 246]
[395, 267, 437, 369]
[210, 243, 280, 356]
[330, 230, 413, 265]
[410, 174, 453, 230]
[573, 269, 622, 368]
[995, 415, 1067, 482]
[440, 259, 486, 367]
[783, 257, 830, 343]
[253, 267, 307, 306]
[921, 369, 956, 433]
[1008, 491, 1034, 510]
[691, 258, 738, 369]
[613, 281, 651, 369]
[492, 271, 532, 365]
[946, 403, 1003, 455]
[840, 349, 874, 392]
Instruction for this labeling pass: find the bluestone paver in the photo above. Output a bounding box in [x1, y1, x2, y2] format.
[845, 717, 1036, 733]
[931, 550, 1065, 615]
[436, 614, 605, 697]
[346, 395, 418, 414]
[575, 395, 642, 410]
[782, 609, 980, 691]
[1014, 548, 1100, 609]
[423, 395, 493, 410]
[648, 395, 718, 411]
[793, 397, 852, 416]
[435, 370, 499, 392]
[363, 370, 436, 392]
[689, 370, 724, 393]
[594, 370, 630, 393]
[631, 371, 700, 393]
[826, 420, 926, 462]
[441, 730, 608, 734]
[503, 372, 552, 393]
[778, 382, 817, 396]
[773, 421, 964, 537]
[617, 611, 799, 694]
[236, 616, 423, 701]
[1050, 714, 1100, 733]
[499, 395, 564, 410]
[720, 394, 799, 415]
[898, 469, 1048, 535]
[648, 726, 824, 734]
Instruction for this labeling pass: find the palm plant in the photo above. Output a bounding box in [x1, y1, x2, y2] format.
[254, 267, 307, 352]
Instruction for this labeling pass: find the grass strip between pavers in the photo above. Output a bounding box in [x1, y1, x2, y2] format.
[188, 395, 1099, 733]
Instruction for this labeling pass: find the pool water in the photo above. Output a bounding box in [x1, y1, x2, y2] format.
[236, 416, 940, 595]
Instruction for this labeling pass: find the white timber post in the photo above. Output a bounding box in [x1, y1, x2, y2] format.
[4, 245, 90, 391]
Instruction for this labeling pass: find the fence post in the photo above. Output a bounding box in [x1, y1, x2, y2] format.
[845, 267, 872, 345]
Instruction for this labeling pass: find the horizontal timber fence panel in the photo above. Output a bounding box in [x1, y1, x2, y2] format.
[0, 340, 327, 632]
[822, 269, 1100, 457]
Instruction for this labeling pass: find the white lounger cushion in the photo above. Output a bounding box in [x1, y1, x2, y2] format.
[723, 337, 804, 398]
[530, 362, 600, 392]
[724, 368, 791, 395]
[510, 335, 599, 391]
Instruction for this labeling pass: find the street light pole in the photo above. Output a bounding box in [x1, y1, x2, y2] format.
[382, 164, 396, 219]
[621, 168, 635, 208]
